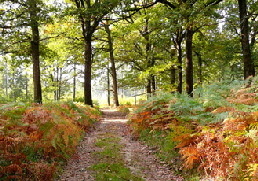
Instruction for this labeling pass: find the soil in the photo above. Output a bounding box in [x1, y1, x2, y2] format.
[57, 109, 184, 181]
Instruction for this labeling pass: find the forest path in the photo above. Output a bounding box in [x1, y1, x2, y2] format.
[58, 109, 182, 181]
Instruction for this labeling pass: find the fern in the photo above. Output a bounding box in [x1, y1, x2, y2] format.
[130, 76, 258, 180]
[1, 102, 101, 180]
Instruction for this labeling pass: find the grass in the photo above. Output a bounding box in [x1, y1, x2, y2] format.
[90, 133, 144, 181]
[139, 129, 201, 180]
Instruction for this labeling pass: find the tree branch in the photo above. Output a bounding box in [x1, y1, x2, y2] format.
[204, 0, 223, 7]
[157, 0, 176, 9]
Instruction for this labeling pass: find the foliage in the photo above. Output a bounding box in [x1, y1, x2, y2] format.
[1, 0, 257, 104]
[129, 78, 258, 180]
[0, 102, 101, 180]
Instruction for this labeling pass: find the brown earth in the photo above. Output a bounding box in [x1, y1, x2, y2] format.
[57, 109, 183, 181]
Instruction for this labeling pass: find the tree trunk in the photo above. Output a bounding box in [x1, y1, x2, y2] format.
[55, 67, 59, 100]
[238, 0, 255, 79]
[195, 51, 203, 85]
[29, 1, 42, 104]
[174, 30, 183, 94]
[107, 68, 111, 106]
[84, 36, 93, 106]
[185, 27, 194, 97]
[25, 72, 28, 99]
[170, 48, 176, 91]
[177, 52, 183, 93]
[73, 63, 76, 101]
[12, 72, 16, 101]
[171, 67, 176, 85]
[146, 77, 152, 98]
[151, 75, 156, 95]
[141, 18, 153, 99]
[105, 23, 119, 107]
[50, 74, 55, 100]
[5, 61, 8, 98]
[250, 17, 257, 51]
[74, 0, 118, 107]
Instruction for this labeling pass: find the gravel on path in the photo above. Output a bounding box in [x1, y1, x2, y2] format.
[57, 109, 183, 181]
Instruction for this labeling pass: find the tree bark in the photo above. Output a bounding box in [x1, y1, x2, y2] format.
[55, 67, 59, 100]
[141, 18, 154, 98]
[74, 0, 118, 106]
[185, 27, 194, 97]
[238, 0, 255, 78]
[174, 29, 183, 94]
[151, 75, 156, 94]
[4, 60, 8, 98]
[84, 36, 93, 106]
[29, 0, 42, 104]
[146, 77, 152, 98]
[177, 44, 183, 94]
[170, 48, 176, 91]
[74, 0, 93, 106]
[195, 51, 203, 85]
[105, 23, 119, 107]
[25, 72, 28, 99]
[107, 67, 111, 106]
[171, 67, 176, 85]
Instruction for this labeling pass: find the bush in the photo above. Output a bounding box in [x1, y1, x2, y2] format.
[0, 102, 101, 180]
[129, 78, 258, 180]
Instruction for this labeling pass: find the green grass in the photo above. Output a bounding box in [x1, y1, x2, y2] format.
[91, 163, 143, 181]
[139, 129, 201, 180]
[90, 134, 143, 181]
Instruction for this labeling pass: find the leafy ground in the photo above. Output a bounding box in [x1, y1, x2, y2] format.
[58, 109, 183, 181]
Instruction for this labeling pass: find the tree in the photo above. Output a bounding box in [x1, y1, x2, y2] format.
[0, 0, 50, 103]
[71, 0, 119, 106]
[155, 0, 223, 96]
[104, 22, 119, 106]
[174, 28, 183, 93]
[237, 0, 255, 79]
[113, 11, 159, 96]
[28, 0, 42, 103]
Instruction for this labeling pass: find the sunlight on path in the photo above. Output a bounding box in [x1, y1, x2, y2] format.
[58, 109, 182, 181]
[102, 118, 128, 123]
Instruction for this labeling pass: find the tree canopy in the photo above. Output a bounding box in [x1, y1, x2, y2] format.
[0, 0, 257, 104]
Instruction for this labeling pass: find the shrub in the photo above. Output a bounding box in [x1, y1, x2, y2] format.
[129, 78, 258, 180]
[0, 102, 101, 180]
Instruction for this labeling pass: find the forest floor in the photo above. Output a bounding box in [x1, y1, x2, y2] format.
[57, 108, 183, 181]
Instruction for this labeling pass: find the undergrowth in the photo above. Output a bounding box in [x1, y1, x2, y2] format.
[0, 102, 101, 181]
[129, 76, 258, 180]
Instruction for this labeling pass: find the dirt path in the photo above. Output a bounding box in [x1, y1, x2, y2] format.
[58, 109, 183, 181]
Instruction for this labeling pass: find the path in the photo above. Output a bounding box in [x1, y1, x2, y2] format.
[58, 109, 183, 181]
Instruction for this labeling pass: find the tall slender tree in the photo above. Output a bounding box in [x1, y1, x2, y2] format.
[104, 22, 119, 107]
[29, 0, 42, 103]
[173, 28, 183, 93]
[1, 0, 44, 103]
[237, 0, 255, 79]
[72, 0, 119, 106]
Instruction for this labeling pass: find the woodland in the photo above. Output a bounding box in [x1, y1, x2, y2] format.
[0, 0, 258, 180]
